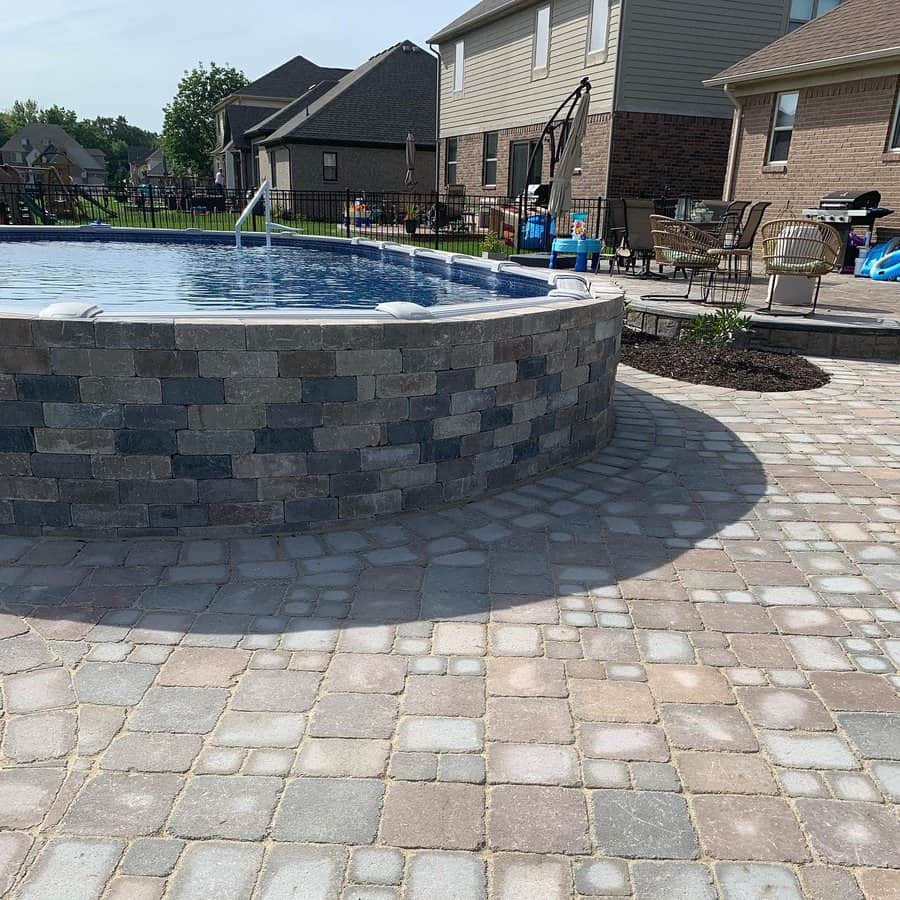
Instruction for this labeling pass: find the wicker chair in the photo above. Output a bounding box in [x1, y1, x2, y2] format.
[760, 218, 842, 315]
[643, 215, 720, 301]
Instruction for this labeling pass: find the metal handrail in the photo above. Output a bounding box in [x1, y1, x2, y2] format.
[235, 180, 271, 249]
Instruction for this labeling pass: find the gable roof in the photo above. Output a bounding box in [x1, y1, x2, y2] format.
[428, 0, 533, 44]
[706, 0, 900, 86]
[245, 81, 341, 139]
[225, 104, 281, 148]
[240, 55, 351, 99]
[264, 41, 436, 147]
[0, 124, 106, 172]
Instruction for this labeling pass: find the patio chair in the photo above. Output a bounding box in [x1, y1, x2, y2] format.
[623, 198, 666, 278]
[705, 201, 770, 306]
[760, 218, 841, 316]
[604, 198, 628, 273]
[642, 215, 720, 301]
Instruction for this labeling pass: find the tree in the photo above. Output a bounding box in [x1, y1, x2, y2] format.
[0, 99, 160, 184]
[162, 62, 248, 176]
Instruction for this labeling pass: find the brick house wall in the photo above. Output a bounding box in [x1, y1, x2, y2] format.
[607, 111, 732, 200]
[731, 75, 900, 233]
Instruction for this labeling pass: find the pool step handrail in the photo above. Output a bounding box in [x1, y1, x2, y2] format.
[235, 180, 271, 250]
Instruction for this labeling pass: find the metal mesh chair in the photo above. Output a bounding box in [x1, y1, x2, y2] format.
[760, 218, 842, 315]
[643, 215, 720, 301]
[705, 201, 771, 307]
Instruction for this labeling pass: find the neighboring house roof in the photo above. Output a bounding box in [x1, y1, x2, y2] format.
[428, 0, 531, 44]
[236, 55, 351, 101]
[225, 105, 281, 149]
[127, 144, 155, 164]
[85, 148, 106, 168]
[0, 124, 106, 172]
[706, 0, 900, 86]
[245, 81, 341, 139]
[264, 41, 436, 147]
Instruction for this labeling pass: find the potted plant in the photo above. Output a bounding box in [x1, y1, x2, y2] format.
[404, 203, 419, 235]
[482, 231, 507, 261]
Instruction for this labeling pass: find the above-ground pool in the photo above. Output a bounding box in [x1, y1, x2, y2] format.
[0, 236, 550, 314]
[0, 227, 624, 536]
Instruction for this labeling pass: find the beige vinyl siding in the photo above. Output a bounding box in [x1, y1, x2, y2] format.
[616, 0, 790, 118]
[438, 0, 619, 138]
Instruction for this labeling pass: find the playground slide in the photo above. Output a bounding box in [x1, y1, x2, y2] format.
[19, 194, 53, 225]
[77, 192, 118, 219]
[871, 248, 900, 282]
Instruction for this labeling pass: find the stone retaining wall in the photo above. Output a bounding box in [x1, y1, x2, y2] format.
[626, 306, 900, 361]
[0, 298, 622, 536]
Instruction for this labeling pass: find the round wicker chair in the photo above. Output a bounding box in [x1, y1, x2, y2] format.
[644, 215, 720, 301]
[760, 218, 842, 315]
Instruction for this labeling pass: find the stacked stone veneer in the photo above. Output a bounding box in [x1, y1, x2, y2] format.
[0, 298, 622, 536]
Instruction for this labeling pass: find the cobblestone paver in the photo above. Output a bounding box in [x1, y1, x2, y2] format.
[1, 358, 899, 898]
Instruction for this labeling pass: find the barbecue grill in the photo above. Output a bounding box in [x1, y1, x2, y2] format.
[802, 190, 893, 269]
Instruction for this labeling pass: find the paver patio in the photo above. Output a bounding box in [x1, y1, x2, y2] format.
[0, 357, 899, 899]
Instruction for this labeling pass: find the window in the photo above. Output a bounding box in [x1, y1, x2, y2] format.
[445, 137, 458, 185]
[323, 151, 338, 182]
[454, 41, 465, 92]
[253, 147, 261, 186]
[588, 0, 609, 56]
[509, 140, 543, 196]
[768, 91, 799, 164]
[482, 132, 498, 186]
[788, 0, 840, 31]
[889, 89, 900, 151]
[270, 150, 278, 188]
[534, 5, 551, 71]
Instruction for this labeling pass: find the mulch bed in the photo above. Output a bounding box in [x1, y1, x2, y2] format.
[620, 329, 830, 392]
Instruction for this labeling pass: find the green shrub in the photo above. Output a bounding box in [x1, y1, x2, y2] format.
[482, 232, 507, 255]
[682, 306, 751, 349]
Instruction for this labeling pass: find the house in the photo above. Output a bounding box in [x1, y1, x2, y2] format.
[706, 0, 900, 232]
[255, 41, 437, 192]
[211, 55, 351, 191]
[128, 146, 166, 184]
[0, 124, 107, 185]
[427, 0, 843, 201]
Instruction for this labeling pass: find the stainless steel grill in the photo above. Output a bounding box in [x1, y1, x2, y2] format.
[802, 189, 892, 269]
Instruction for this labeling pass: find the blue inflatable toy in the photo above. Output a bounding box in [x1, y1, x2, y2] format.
[860, 237, 900, 278]
[871, 248, 900, 281]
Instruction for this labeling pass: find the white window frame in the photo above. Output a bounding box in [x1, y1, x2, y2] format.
[889, 88, 900, 151]
[533, 5, 551, 74]
[445, 137, 458, 186]
[587, 0, 610, 60]
[482, 132, 498, 187]
[322, 151, 338, 182]
[453, 41, 465, 93]
[768, 91, 799, 165]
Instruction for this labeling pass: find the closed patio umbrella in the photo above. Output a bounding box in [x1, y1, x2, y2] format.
[548, 89, 590, 219]
[404, 132, 416, 188]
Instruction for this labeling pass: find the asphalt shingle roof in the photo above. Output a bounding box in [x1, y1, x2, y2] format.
[0, 124, 106, 173]
[707, 0, 900, 85]
[225, 105, 281, 148]
[244, 81, 341, 138]
[241, 55, 351, 99]
[265, 41, 436, 147]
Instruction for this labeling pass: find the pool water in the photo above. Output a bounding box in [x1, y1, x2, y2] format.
[0, 240, 548, 314]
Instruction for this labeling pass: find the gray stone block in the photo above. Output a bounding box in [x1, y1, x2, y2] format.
[16, 374, 79, 402]
[172, 455, 232, 480]
[434, 413, 481, 439]
[178, 430, 255, 456]
[161, 378, 225, 405]
[94, 321, 175, 349]
[224, 378, 302, 404]
[376, 372, 436, 398]
[302, 376, 358, 402]
[43, 403, 123, 429]
[266, 403, 323, 428]
[125, 405, 188, 430]
[189, 404, 266, 430]
[339, 490, 401, 519]
[174, 323, 246, 350]
[50, 348, 135, 376]
[361, 444, 420, 470]
[119, 480, 198, 505]
[35, 429, 115, 454]
[284, 497, 339, 523]
[198, 351, 277, 378]
[313, 424, 382, 452]
[115, 430, 177, 456]
[245, 322, 323, 350]
[30, 453, 91, 478]
[31, 319, 96, 348]
[79, 377, 161, 404]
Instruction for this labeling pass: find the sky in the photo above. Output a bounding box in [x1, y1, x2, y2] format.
[0, 0, 473, 133]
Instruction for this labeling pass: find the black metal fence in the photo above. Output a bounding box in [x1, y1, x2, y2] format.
[0, 182, 607, 257]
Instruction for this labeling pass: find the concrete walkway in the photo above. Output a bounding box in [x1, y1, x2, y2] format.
[0, 358, 898, 899]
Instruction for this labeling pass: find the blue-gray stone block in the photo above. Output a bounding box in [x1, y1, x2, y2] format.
[16, 375, 79, 402]
[161, 378, 225, 405]
[172, 455, 232, 480]
[115, 430, 178, 456]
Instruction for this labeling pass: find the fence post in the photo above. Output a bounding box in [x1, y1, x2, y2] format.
[515, 193, 523, 254]
[148, 184, 156, 229]
[434, 194, 441, 251]
[594, 196, 603, 241]
[345, 189, 351, 240]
